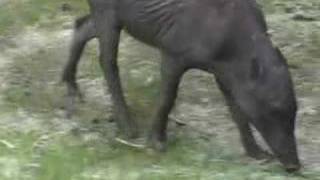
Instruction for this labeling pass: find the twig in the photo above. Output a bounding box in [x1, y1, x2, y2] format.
[0, 139, 15, 149]
[114, 137, 146, 149]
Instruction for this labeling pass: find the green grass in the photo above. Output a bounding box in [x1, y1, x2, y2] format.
[2, 130, 318, 180]
[0, 0, 88, 35]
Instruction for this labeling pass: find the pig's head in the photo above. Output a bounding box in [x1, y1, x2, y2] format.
[249, 34, 301, 172]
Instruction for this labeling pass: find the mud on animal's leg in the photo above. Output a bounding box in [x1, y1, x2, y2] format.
[149, 54, 186, 152]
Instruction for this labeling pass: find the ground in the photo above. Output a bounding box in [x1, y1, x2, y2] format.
[0, 0, 319, 179]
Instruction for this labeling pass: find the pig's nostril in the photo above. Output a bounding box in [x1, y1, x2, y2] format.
[285, 164, 301, 173]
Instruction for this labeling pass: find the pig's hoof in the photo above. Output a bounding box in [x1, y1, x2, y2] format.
[148, 135, 167, 152]
[77, 91, 85, 103]
[248, 150, 273, 160]
[116, 126, 139, 140]
[64, 105, 75, 119]
[65, 110, 73, 119]
[150, 140, 167, 152]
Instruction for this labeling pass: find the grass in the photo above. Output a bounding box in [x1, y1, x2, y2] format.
[0, 0, 320, 179]
[0, 0, 88, 35]
[2, 129, 318, 180]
